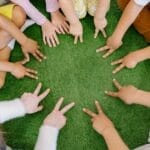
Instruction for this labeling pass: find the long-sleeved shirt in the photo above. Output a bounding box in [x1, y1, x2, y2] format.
[0, 99, 59, 150]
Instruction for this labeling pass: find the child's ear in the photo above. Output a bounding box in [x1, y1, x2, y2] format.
[0, 125, 6, 150]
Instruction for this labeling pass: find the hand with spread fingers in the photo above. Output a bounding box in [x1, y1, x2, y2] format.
[41, 20, 60, 47]
[21, 83, 50, 114]
[105, 79, 140, 105]
[83, 101, 114, 135]
[21, 38, 46, 62]
[105, 79, 150, 107]
[96, 36, 123, 58]
[69, 21, 83, 44]
[51, 10, 69, 34]
[83, 101, 129, 150]
[94, 17, 107, 38]
[43, 97, 75, 129]
[11, 62, 38, 80]
[111, 46, 150, 74]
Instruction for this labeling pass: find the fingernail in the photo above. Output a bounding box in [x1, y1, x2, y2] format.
[105, 91, 108, 94]
[95, 100, 98, 103]
[113, 79, 116, 81]
[83, 108, 86, 111]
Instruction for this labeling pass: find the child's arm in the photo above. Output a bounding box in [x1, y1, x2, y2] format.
[111, 0, 144, 43]
[106, 79, 150, 107]
[59, 0, 83, 44]
[111, 46, 150, 74]
[83, 101, 129, 150]
[97, 0, 146, 58]
[0, 14, 45, 62]
[34, 97, 75, 150]
[94, 0, 110, 38]
[11, 0, 60, 47]
[0, 83, 50, 123]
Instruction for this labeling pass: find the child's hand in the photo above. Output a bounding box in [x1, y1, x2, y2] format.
[94, 17, 107, 38]
[51, 10, 69, 34]
[21, 83, 50, 114]
[83, 101, 114, 135]
[21, 38, 46, 62]
[69, 21, 83, 44]
[42, 20, 60, 47]
[96, 36, 123, 58]
[11, 62, 38, 79]
[105, 79, 140, 105]
[43, 97, 75, 129]
[111, 51, 141, 74]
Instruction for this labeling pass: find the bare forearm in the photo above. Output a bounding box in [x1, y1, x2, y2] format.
[102, 127, 129, 150]
[59, 0, 78, 24]
[112, 0, 143, 41]
[0, 15, 27, 45]
[95, 0, 110, 19]
[0, 61, 14, 72]
[136, 46, 150, 62]
[135, 89, 150, 107]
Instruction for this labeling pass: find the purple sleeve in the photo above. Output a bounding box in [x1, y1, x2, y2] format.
[11, 0, 47, 25]
[46, 0, 59, 12]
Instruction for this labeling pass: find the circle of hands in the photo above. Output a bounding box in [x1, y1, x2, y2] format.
[12, 10, 147, 136]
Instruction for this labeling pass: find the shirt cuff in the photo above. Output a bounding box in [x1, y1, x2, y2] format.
[134, 0, 150, 6]
[0, 99, 26, 123]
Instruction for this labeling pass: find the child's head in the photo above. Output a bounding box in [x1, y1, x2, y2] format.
[0, 125, 6, 150]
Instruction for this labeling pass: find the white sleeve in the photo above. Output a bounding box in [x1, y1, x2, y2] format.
[34, 125, 59, 150]
[134, 0, 150, 6]
[0, 99, 26, 123]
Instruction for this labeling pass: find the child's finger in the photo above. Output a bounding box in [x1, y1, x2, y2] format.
[105, 91, 118, 97]
[50, 36, 56, 47]
[60, 102, 75, 114]
[25, 72, 38, 80]
[35, 105, 43, 112]
[59, 26, 65, 34]
[94, 29, 99, 38]
[54, 97, 64, 111]
[53, 33, 59, 45]
[33, 53, 42, 62]
[80, 35, 83, 43]
[96, 45, 109, 53]
[34, 83, 42, 95]
[101, 29, 107, 38]
[74, 36, 78, 44]
[95, 101, 103, 114]
[26, 68, 37, 74]
[111, 58, 123, 65]
[112, 64, 125, 74]
[38, 88, 51, 101]
[23, 52, 30, 62]
[43, 34, 46, 45]
[46, 37, 52, 47]
[83, 108, 97, 117]
[103, 49, 114, 58]
[63, 22, 69, 33]
[36, 50, 46, 60]
[113, 79, 122, 90]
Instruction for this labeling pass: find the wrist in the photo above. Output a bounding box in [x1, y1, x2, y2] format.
[101, 126, 116, 137]
[134, 90, 150, 106]
[8, 62, 15, 73]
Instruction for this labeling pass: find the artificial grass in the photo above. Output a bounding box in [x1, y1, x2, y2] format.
[0, 0, 150, 149]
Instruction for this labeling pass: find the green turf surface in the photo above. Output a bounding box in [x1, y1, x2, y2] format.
[0, 0, 150, 149]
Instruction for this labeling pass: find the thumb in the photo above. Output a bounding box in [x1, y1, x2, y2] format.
[23, 52, 30, 62]
[35, 105, 44, 112]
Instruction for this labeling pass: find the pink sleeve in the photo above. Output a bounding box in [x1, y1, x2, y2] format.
[46, 0, 59, 12]
[11, 0, 47, 25]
